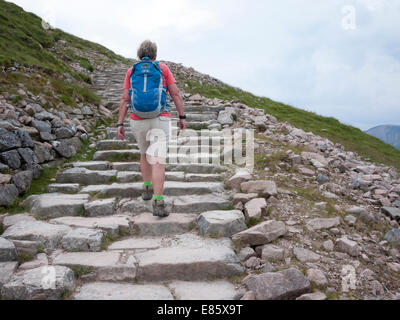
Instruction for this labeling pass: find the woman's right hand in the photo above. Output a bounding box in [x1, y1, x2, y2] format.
[117, 126, 125, 140]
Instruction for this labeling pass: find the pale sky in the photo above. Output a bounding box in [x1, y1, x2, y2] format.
[10, 0, 400, 131]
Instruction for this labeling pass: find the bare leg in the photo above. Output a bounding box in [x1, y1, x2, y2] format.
[149, 157, 166, 196]
[140, 154, 152, 182]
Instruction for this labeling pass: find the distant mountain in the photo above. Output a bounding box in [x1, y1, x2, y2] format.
[366, 125, 400, 150]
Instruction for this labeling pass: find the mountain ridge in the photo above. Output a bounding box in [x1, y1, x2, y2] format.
[366, 125, 400, 150]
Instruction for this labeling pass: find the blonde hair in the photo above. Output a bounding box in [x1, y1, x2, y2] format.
[137, 40, 158, 60]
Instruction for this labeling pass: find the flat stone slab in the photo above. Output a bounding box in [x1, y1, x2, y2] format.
[108, 237, 165, 251]
[293, 247, 321, 262]
[168, 280, 241, 301]
[112, 162, 141, 171]
[50, 215, 134, 237]
[75, 282, 173, 300]
[80, 182, 224, 198]
[197, 210, 247, 237]
[0, 237, 18, 262]
[72, 161, 112, 170]
[132, 213, 197, 236]
[26, 193, 90, 219]
[232, 220, 287, 246]
[0, 261, 18, 290]
[117, 171, 185, 183]
[167, 163, 226, 174]
[169, 280, 241, 300]
[306, 217, 341, 231]
[1, 266, 75, 300]
[382, 207, 400, 220]
[172, 194, 233, 214]
[185, 173, 222, 182]
[56, 168, 117, 185]
[112, 162, 225, 174]
[53, 251, 137, 281]
[241, 180, 277, 197]
[136, 234, 243, 282]
[84, 198, 116, 217]
[96, 140, 130, 151]
[48, 184, 80, 194]
[244, 268, 311, 300]
[2, 221, 72, 250]
[93, 150, 140, 161]
[62, 228, 104, 252]
[2, 214, 36, 230]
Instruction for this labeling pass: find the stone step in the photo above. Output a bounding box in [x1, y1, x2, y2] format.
[56, 168, 117, 185]
[72, 161, 112, 171]
[108, 237, 165, 251]
[47, 184, 80, 194]
[116, 171, 221, 183]
[95, 140, 131, 151]
[132, 213, 197, 236]
[93, 150, 141, 162]
[73, 161, 226, 174]
[74, 280, 240, 300]
[116, 171, 185, 183]
[53, 251, 137, 281]
[74, 282, 173, 300]
[50, 215, 134, 237]
[94, 150, 223, 164]
[23, 194, 90, 219]
[120, 194, 233, 215]
[80, 181, 225, 198]
[135, 234, 244, 282]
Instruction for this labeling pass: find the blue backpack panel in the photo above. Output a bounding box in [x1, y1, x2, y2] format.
[128, 57, 167, 119]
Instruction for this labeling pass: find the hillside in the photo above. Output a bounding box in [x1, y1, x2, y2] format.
[366, 125, 400, 150]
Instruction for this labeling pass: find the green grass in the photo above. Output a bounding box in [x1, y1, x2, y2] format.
[0, 0, 128, 72]
[185, 81, 400, 172]
[70, 266, 93, 279]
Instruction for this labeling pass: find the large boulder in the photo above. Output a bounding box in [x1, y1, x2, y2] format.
[1, 266, 75, 300]
[52, 138, 83, 158]
[18, 148, 39, 165]
[0, 184, 19, 207]
[2, 220, 72, 250]
[227, 170, 252, 190]
[244, 198, 267, 220]
[31, 120, 51, 133]
[62, 228, 104, 252]
[306, 217, 341, 231]
[240, 180, 277, 197]
[0, 128, 21, 152]
[54, 125, 77, 139]
[0, 237, 18, 262]
[232, 220, 286, 246]
[197, 210, 247, 237]
[0, 150, 21, 169]
[13, 130, 34, 148]
[0, 262, 18, 290]
[12, 171, 33, 195]
[336, 237, 361, 257]
[384, 229, 400, 247]
[34, 144, 56, 163]
[244, 268, 311, 300]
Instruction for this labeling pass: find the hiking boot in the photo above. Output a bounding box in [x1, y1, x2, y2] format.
[152, 199, 169, 218]
[142, 185, 153, 201]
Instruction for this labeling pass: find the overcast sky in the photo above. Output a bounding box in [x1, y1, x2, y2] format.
[10, 0, 400, 130]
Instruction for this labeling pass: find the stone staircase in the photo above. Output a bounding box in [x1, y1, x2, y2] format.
[1, 64, 247, 300]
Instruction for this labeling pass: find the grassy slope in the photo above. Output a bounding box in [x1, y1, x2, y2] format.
[185, 81, 400, 172]
[0, 0, 129, 72]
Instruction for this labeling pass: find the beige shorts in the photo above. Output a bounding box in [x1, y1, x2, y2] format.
[130, 117, 171, 160]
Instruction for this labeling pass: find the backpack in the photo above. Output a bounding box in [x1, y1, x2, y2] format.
[128, 57, 167, 119]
